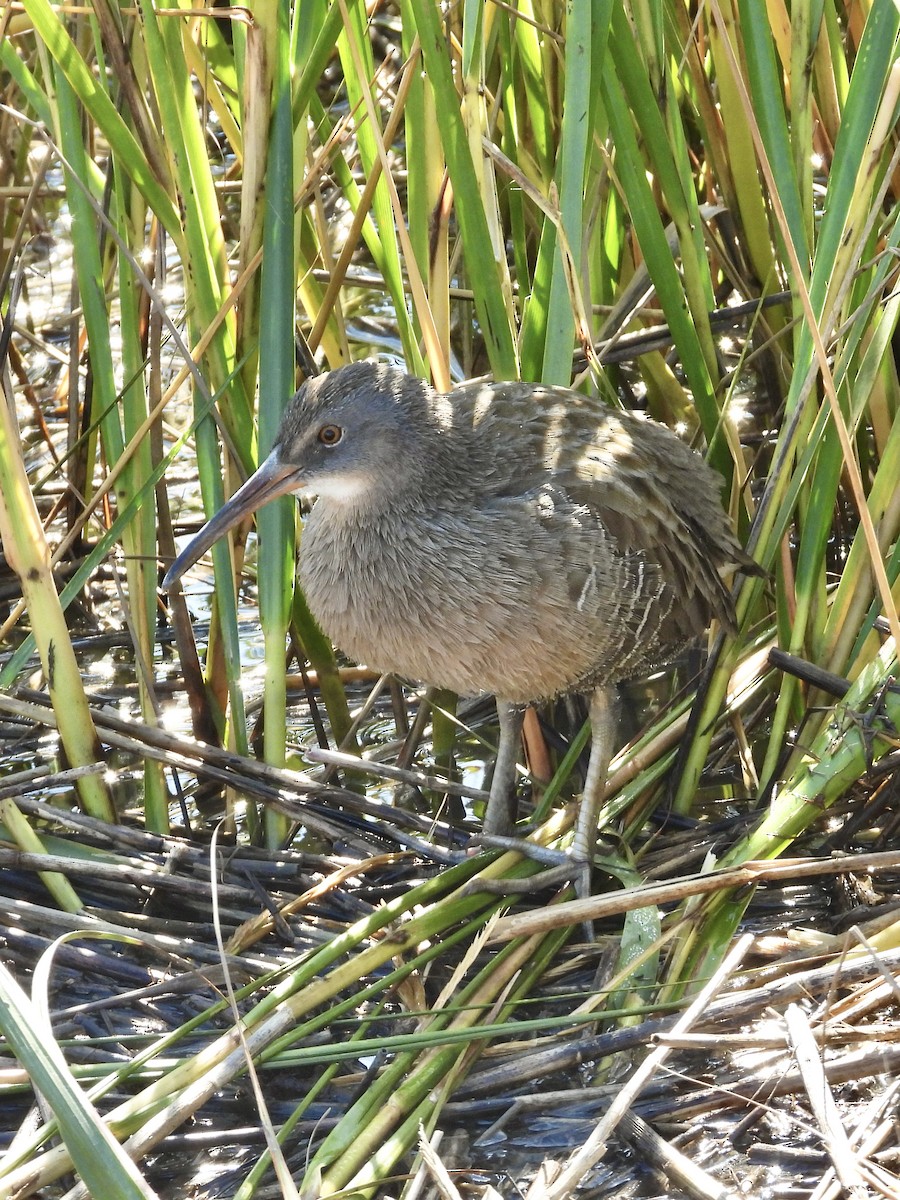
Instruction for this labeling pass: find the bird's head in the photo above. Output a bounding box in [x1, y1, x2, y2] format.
[162, 361, 437, 589]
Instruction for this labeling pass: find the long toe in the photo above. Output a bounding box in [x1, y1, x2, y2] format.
[467, 839, 589, 894]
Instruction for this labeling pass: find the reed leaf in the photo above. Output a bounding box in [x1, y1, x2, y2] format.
[0, 379, 114, 822]
[253, 0, 296, 849]
[0, 963, 158, 1199]
[4, 3, 900, 1190]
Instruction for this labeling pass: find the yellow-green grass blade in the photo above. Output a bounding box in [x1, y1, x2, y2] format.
[294, 3, 401, 353]
[255, 0, 296, 847]
[0, 798, 82, 911]
[407, 0, 518, 379]
[494, 14, 532, 311]
[0, 857, 506, 1191]
[606, 7, 721, 448]
[399, 8, 452, 364]
[733, 0, 809, 269]
[599, 65, 717, 440]
[821, 328, 900, 677]
[337, 0, 425, 373]
[232, 995, 400, 1200]
[519, 0, 604, 386]
[311, 924, 570, 1194]
[0, 385, 114, 822]
[0, 963, 157, 1198]
[676, 0, 900, 811]
[113, 193, 170, 832]
[673, 635, 899, 989]
[291, 0, 345, 122]
[456, 0, 516, 387]
[0, 381, 219, 688]
[137, 0, 249, 435]
[21, 0, 181, 241]
[184, 12, 242, 156]
[759, 1, 900, 783]
[509, 0, 554, 183]
[0, 36, 52, 126]
[54, 65, 170, 830]
[134, 0, 255, 758]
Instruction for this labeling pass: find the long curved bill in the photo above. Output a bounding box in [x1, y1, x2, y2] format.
[162, 450, 304, 590]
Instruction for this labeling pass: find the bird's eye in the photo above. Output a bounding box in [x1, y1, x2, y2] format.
[318, 424, 343, 446]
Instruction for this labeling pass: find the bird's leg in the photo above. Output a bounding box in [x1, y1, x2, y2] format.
[472, 688, 619, 907]
[570, 685, 619, 901]
[482, 700, 525, 836]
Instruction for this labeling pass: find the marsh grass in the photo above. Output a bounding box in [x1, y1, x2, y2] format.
[0, 1, 899, 1195]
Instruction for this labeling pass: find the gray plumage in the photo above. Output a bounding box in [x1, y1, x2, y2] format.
[164, 360, 754, 889]
[276, 362, 743, 701]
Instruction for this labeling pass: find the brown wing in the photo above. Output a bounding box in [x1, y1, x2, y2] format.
[453, 381, 752, 642]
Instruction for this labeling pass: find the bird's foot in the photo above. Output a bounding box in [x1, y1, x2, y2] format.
[467, 835, 592, 900]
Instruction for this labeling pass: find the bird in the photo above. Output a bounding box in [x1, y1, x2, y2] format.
[163, 360, 756, 894]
